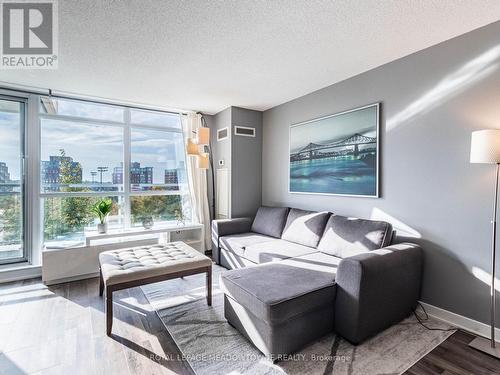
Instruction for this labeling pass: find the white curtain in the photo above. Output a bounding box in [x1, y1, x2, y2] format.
[182, 113, 211, 252]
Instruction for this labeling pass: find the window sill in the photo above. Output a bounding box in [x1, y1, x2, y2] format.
[0, 263, 42, 283]
[85, 222, 201, 238]
[42, 222, 203, 251]
[0, 261, 31, 271]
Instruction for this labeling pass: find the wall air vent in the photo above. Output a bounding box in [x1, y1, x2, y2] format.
[217, 127, 228, 141]
[234, 126, 255, 137]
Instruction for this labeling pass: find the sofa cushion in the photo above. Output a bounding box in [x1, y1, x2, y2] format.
[220, 233, 277, 257]
[317, 214, 393, 258]
[243, 239, 317, 264]
[251, 206, 290, 238]
[279, 252, 341, 275]
[220, 263, 336, 324]
[281, 208, 330, 248]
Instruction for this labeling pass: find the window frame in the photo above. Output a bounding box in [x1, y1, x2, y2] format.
[0, 88, 40, 266]
[0, 93, 28, 265]
[38, 95, 190, 249]
[0, 87, 191, 267]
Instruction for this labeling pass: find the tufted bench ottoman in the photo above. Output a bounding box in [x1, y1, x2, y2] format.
[99, 241, 212, 336]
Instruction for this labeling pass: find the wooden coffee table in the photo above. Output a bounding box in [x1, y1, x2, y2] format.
[98, 241, 212, 336]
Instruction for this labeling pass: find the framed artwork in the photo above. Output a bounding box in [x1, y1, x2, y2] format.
[289, 103, 380, 197]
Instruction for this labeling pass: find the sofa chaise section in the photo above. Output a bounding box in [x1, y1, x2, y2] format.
[220, 263, 336, 359]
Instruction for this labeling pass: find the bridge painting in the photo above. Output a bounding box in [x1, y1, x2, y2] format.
[289, 104, 379, 197]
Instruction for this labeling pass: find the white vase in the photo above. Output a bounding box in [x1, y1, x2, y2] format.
[97, 222, 108, 234]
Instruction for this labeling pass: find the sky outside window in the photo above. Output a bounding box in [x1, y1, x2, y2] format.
[40, 119, 124, 191]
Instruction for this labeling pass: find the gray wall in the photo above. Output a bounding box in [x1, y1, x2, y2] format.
[212, 107, 232, 175]
[208, 108, 232, 220]
[209, 106, 263, 219]
[262, 21, 500, 325]
[231, 107, 263, 217]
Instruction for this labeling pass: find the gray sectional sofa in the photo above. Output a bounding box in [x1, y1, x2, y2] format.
[212, 206, 422, 358]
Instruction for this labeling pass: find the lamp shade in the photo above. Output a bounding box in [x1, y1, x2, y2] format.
[197, 153, 209, 169]
[186, 138, 199, 155]
[471, 130, 500, 164]
[198, 127, 210, 145]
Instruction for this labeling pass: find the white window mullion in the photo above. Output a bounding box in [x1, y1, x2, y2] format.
[39, 113, 124, 127]
[27, 94, 41, 265]
[40, 192, 126, 198]
[123, 108, 131, 229]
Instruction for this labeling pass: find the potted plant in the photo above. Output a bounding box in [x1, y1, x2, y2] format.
[175, 209, 185, 226]
[141, 215, 154, 230]
[92, 198, 113, 234]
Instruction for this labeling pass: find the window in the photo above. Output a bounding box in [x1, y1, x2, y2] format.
[0, 98, 26, 264]
[40, 96, 124, 122]
[130, 128, 187, 192]
[39, 96, 191, 247]
[43, 196, 124, 247]
[130, 108, 181, 129]
[130, 195, 186, 227]
[40, 119, 124, 193]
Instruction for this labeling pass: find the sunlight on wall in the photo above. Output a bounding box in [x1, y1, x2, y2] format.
[472, 266, 500, 292]
[370, 207, 421, 238]
[387, 45, 500, 131]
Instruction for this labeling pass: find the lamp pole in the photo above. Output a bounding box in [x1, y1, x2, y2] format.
[491, 163, 499, 348]
[469, 129, 500, 358]
[201, 116, 216, 219]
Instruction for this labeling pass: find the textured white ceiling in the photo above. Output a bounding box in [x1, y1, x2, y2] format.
[0, 0, 499, 114]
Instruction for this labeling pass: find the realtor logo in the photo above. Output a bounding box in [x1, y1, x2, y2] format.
[0, 0, 58, 69]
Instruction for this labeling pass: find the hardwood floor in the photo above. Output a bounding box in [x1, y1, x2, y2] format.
[405, 330, 500, 375]
[0, 277, 194, 375]
[0, 277, 499, 374]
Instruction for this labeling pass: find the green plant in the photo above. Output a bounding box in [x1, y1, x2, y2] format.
[91, 198, 113, 224]
[59, 149, 93, 230]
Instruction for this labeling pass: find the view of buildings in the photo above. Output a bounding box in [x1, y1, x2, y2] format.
[131, 162, 153, 185]
[112, 162, 153, 185]
[41, 155, 82, 186]
[0, 162, 10, 184]
[1, 153, 186, 248]
[1, 155, 187, 196]
[164, 169, 179, 191]
[0, 162, 20, 193]
[0, 161, 21, 252]
[111, 165, 123, 184]
[39, 156, 184, 191]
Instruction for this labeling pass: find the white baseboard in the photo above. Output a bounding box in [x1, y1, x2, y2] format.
[0, 265, 42, 283]
[420, 301, 500, 342]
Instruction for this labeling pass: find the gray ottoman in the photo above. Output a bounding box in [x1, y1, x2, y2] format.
[220, 263, 335, 359]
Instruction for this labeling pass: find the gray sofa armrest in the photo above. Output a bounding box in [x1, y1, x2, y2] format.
[211, 218, 253, 265]
[334, 243, 423, 344]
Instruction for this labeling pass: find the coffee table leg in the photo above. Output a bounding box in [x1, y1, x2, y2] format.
[105, 287, 113, 336]
[206, 266, 212, 306]
[99, 268, 104, 297]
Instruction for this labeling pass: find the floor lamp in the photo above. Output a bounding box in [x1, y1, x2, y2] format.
[186, 117, 216, 218]
[470, 129, 500, 358]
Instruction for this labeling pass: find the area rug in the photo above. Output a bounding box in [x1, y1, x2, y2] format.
[141, 265, 454, 375]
